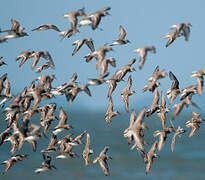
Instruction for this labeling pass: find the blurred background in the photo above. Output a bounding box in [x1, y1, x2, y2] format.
[0, 0, 205, 179]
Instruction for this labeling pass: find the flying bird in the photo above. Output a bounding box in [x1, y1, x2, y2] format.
[35, 153, 56, 173]
[63, 8, 86, 29]
[146, 87, 160, 117]
[16, 49, 35, 67]
[105, 96, 119, 125]
[164, 29, 181, 48]
[121, 75, 135, 112]
[133, 46, 156, 69]
[72, 37, 95, 56]
[157, 91, 170, 130]
[32, 24, 60, 32]
[169, 120, 186, 152]
[190, 68, 205, 96]
[82, 133, 94, 166]
[153, 127, 173, 152]
[170, 22, 192, 41]
[186, 112, 204, 137]
[167, 71, 181, 105]
[85, 7, 111, 30]
[123, 107, 148, 163]
[93, 146, 112, 176]
[110, 25, 130, 46]
[1, 154, 28, 175]
[145, 140, 158, 174]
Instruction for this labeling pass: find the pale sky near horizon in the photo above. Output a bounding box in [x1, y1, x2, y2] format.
[1, 0, 205, 111]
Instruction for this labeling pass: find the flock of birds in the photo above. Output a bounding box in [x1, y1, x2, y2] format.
[0, 6, 204, 176]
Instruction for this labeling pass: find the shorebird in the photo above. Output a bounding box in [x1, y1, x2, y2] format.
[172, 91, 200, 120]
[169, 120, 186, 152]
[57, 133, 73, 145]
[57, 143, 78, 159]
[72, 37, 95, 56]
[105, 96, 119, 126]
[0, 19, 28, 40]
[153, 127, 173, 152]
[99, 57, 116, 76]
[93, 146, 112, 176]
[32, 24, 60, 32]
[4, 133, 20, 155]
[22, 105, 39, 120]
[133, 46, 156, 69]
[180, 85, 198, 101]
[179, 85, 200, 110]
[35, 153, 56, 173]
[63, 8, 86, 29]
[146, 87, 160, 117]
[82, 133, 94, 166]
[186, 112, 204, 137]
[52, 107, 72, 135]
[143, 66, 166, 92]
[1, 154, 28, 175]
[8, 19, 21, 33]
[4, 93, 22, 127]
[86, 72, 109, 86]
[123, 108, 148, 163]
[40, 104, 58, 135]
[112, 58, 136, 82]
[56, 145, 78, 159]
[84, 44, 113, 69]
[69, 130, 86, 146]
[105, 77, 118, 98]
[39, 74, 55, 90]
[0, 127, 11, 146]
[41, 103, 57, 122]
[164, 29, 182, 48]
[28, 87, 55, 109]
[170, 22, 192, 41]
[24, 123, 42, 152]
[167, 71, 181, 105]
[172, 101, 187, 120]
[121, 75, 135, 112]
[41, 133, 58, 153]
[85, 7, 111, 30]
[4, 92, 21, 112]
[51, 73, 77, 95]
[145, 140, 158, 174]
[56, 134, 78, 159]
[29, 51, 55, 70]
[65, 83, 91, 105]
[0, 28, 28, 41]
[35, 74, 55, 90]
[16, 49, 35, 67]
[12, 120, 25, 150]
[110, 25, 130, 46]
[0, 77, 14, 107]
[190, 68, 205, 96]
[157, 91, 170, 130]
[59, 27, 79, 40]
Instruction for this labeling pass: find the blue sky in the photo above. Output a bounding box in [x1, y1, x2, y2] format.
[1, 0, 205, 110]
